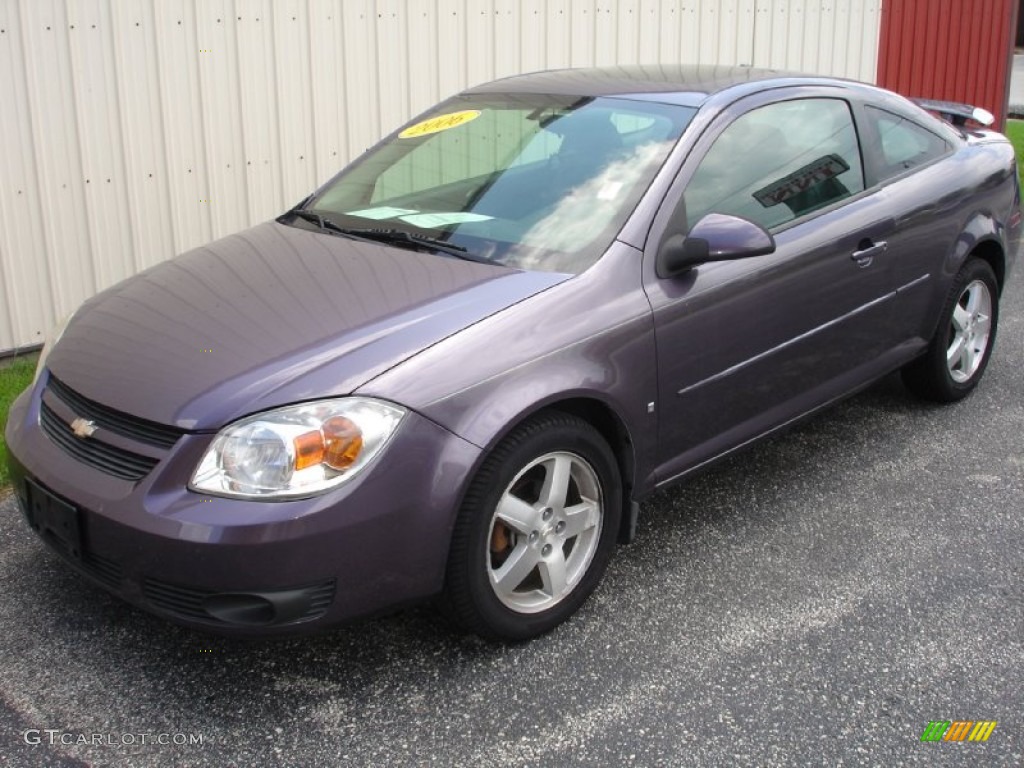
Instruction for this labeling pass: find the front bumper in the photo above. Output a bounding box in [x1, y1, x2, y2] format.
[4, 377, 481, 634]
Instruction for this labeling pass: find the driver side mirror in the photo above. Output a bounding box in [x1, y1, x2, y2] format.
[657, 213, 776, 278]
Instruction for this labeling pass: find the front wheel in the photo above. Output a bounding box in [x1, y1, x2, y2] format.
[902, 258, 999, 402]
[442, 412, 622, 641]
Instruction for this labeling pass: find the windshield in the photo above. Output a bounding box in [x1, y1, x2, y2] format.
[300, 94, 696, 274]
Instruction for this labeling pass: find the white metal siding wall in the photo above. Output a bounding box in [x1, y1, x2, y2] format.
[753, 0, 881, 78]
[0, 0, 880, 354]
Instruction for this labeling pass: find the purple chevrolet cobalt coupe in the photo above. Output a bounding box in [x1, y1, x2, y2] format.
[5, 66, 1020, 640]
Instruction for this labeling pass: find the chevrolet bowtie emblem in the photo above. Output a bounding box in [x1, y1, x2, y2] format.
[70, 417, 97, 439]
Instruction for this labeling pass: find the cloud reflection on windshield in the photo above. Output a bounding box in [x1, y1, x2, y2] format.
[508, 140, 675, 273]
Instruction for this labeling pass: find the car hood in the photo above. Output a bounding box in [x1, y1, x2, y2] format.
[46, 222, 566, 429]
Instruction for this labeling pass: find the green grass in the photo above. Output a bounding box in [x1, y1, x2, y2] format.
[0, 355, 36, 488]
[1007, 119, 1024, 185]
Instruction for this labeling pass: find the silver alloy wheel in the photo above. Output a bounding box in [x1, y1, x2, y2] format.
[486, 451, 603, 614]
[946, 278, 993, 383]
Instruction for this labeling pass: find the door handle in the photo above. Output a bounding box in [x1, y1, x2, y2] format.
[851, 239, 888, 267]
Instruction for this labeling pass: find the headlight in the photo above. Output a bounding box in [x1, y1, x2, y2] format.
[33, 310, 76, 384]
[190, 398, 406, 499]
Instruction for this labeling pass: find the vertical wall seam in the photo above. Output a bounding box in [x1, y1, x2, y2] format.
[191, 0, 214, 239]
[373, 0, 385, 140]
[335, 0, 349, 169]
[107, 0, 141, 275]
[270, 1, 287, 210]
[63, 1, 99, 299]
[14, 0, 57, 326]
[232, 0, 252, 226]
[151, 0, 181, 255]
[305, 0, 318, 190]
[435, 0, 444, 92]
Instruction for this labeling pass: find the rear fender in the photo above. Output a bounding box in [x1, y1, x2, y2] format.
[916, 212, 1007, 344]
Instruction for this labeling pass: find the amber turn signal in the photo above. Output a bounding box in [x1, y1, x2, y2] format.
[293, 417, 364, 472]
[322, 416, 363, 470]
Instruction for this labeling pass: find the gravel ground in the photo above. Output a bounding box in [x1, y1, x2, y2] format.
[0, 275, 1022, 768]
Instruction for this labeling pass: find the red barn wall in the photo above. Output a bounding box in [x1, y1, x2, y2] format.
[877, 0, 1017, 128]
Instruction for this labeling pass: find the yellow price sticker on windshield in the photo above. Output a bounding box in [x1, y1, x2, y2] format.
[399, 110, 481, 139]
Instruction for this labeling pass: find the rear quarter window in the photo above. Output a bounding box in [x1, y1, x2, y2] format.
[864, 105, 951, 182]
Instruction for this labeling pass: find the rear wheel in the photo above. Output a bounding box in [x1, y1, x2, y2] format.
[442, 412, 621, 641]
[902, 257, 999, 402]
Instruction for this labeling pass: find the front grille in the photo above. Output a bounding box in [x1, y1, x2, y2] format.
[47, 375, 184, 449]
[142, 579, 209, 620]
[40, 401, 159, 481]
[305, 581, 337, 617]
[143, 577, 336, 625]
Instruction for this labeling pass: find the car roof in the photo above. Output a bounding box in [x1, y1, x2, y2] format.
[460, 65, 960, 138]
[462, 65, 839, 107]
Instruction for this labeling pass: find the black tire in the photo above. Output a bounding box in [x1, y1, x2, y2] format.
[902, 257, 999, 402]
[441, 411, 622, 641]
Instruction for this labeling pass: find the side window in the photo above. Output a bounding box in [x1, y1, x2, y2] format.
[863, 105, 950, 182]
[685, 98, 865, 231]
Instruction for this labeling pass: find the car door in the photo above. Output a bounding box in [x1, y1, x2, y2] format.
[644, 90, 903, 485]
[856, 103, 966, 343]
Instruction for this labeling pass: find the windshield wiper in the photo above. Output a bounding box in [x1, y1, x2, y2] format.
[328, 227, 495, 264]
[286, 208, 351, 237]
[282, 209, 493, 264]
